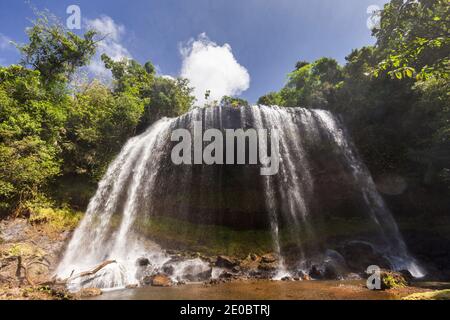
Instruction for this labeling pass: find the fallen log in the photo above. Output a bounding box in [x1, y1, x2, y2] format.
[70, 260, 116, 280]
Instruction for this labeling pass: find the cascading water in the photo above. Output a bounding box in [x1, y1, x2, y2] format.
[57, 105, 423, 290]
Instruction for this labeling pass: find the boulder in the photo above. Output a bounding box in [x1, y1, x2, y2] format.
[380, 270, 408, 290]
[258, 261, 278, 272]
[261, 253, 277, 263]
[322, 249, 349, 279]
[151, 274, 172, 287]
[219, 271, 234, 279]
[162, 264, 175, 276]
[297, 270, 311, 281]
[135, 262, 157, 285]
[216, 255, 238, 269]
[339, 241, 391, 272]
[309, 265, 323, 280]
[240, 254, 261, 272]
[183, 267, 212, 282]
[136, 257, 150, 267]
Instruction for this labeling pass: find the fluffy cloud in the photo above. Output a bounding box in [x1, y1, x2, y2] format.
[84, 16, 131, 79]
[180, 33, 250, 106]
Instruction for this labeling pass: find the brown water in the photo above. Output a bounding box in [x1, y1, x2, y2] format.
[92, 280, 420, 300]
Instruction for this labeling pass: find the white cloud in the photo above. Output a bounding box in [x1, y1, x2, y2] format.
[84, 16, 131, 79]
[0, 33, 13, 50]
[180, 33, 250, 106]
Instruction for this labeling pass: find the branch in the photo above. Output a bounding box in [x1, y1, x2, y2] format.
[70, 260, 116, 280]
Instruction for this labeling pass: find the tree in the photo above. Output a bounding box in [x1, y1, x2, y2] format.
[374, 0, 450, 80]
[0, 65, 65, 214]
[278, 58, 343, 108]
[17, 12, 97, 84]
[257, 92, 284, 106]
[220, 96, 249, 108]
[62, 80, 145, 180]
[138, 77, 194, 131]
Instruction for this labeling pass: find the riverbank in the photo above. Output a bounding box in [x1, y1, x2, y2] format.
[0, 218, 74, 300]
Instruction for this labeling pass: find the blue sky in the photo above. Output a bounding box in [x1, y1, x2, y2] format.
[0, 0, 388, 103]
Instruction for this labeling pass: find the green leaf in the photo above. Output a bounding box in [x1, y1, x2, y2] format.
[405, 68, 413, 78]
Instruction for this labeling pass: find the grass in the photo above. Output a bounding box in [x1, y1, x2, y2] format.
[24, 195, 84, 237]
[1, 242, 45, 258]
[28, 206, 83, 236]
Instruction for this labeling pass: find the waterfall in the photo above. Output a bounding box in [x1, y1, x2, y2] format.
[57, 105, 423, 290]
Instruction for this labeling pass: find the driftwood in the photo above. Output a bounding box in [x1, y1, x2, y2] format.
[36, 260, 116, 287]
[69, 260, 116, 281]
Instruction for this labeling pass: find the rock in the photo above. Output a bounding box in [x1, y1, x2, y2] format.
[258, 254, 278, 272]
[261, 253, 277, 263]
[216, 255, 238, 268]
[125, 284, 138, 289]
[77, 288, 102, 297]
[258, 261, 278, 272]
[296, 270, 311, 281]
[309, 265, 323, 280]
[136, 257, 150, 267]
[232, 266, 241, 273]
[162, 264, 175, 276]
[399, 269, 414, 282]
[142, 276, 153, 286]
[240, 254, 261, 272]
[323, 264, 339, 280]
[340, 241, 391, 272]
[322, 250, 348, 280]
[219, 271, 234, 279]
[346, 273, 361, 280]
[183, 267, 212, 282]
[135, 262, 157, 285]
[151, 274, 172, 287]
[380, 270, 408, 290]
[281, 276, 292, 281]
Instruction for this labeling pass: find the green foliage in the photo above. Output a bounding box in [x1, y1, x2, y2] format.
[28, 204, 83, 233]
[381, 271, 408, 289]
[280, 58, 343, 108]
[220, 96, 250, 108]
[138, 77, 194, 131]
[0, 12, 194, 216]
[17, 12, 96, 84]
[257, 92, 285, 106]
[257, 0, 450, 198]
[63, 80, 144, 180]
[373, 0, 450, 80]
[0, 65, 63, 212]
